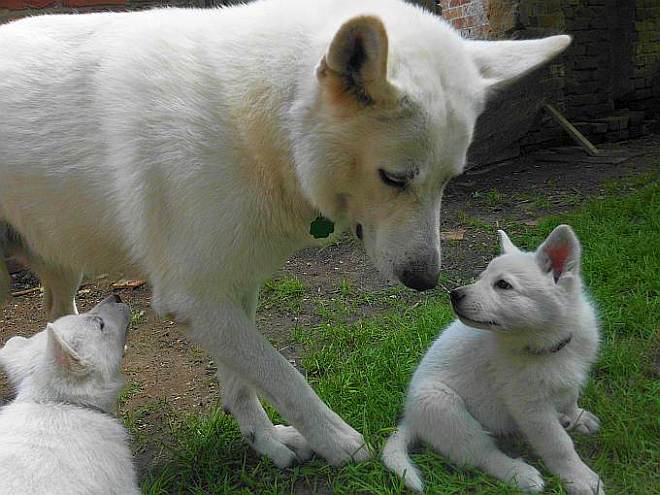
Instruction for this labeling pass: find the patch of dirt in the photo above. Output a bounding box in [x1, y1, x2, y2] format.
[1, 135, 658, 479]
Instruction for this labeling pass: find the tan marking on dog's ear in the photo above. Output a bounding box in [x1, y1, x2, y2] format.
[47, 323, 90, 375]
[317, 15, 394, 112]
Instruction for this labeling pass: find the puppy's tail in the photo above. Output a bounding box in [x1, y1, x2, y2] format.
[382, 423, 424, 492]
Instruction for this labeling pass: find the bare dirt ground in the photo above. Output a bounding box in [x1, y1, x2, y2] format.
[1, 134, 658, 479]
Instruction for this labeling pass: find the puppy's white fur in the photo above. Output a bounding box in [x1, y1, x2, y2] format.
[0, 0, 570, 466]
[0, 297, 138, 495]
[383, 225, 604, 495]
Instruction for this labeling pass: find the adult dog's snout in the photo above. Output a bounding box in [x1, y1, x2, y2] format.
[396, 257, 440, 291]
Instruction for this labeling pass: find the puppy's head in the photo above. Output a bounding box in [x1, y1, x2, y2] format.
[292, 8, 570, 291]
[450, 225, 582, 333]
[0, 295, 131, 410]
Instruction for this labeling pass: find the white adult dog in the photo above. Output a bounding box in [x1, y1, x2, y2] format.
[383, 225, 604, 494]
[0, 0, 571, 466]
[0, 295, 139, 495]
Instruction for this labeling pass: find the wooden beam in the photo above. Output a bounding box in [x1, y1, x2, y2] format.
[543, 103, 599, 156]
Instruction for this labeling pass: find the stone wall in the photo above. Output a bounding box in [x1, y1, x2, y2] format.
[425, 0, 660, 163]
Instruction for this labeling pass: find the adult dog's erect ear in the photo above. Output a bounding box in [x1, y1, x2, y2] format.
[466, 35, 571, 91]
[317, 15, 394, 107]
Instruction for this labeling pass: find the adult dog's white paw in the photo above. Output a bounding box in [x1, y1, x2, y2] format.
[319, 426, 371, 466]
[247, 425, 312, 468]
[506, 461, 545, 493]
[272, 425, 314, 462]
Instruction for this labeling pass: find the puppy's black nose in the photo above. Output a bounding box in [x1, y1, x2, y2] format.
[111, 293, 122, 303]
[450, 289, 465, 306]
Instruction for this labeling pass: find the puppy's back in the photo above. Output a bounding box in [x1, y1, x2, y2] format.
[0, 402, 139, 495]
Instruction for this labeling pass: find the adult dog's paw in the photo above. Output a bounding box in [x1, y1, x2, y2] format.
[318, 426, 371, 466]
[506, 460, 545, 493]
[247, 425, 312, 468]
[272, 425, 314, 462]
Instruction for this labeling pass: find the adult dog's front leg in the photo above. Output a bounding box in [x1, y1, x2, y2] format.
[191, 299, 369, 466]
[217, 363, 313, 467]
[514, 407, 604, 495]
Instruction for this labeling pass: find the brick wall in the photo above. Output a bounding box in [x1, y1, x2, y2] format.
[433, 0, 660, 162]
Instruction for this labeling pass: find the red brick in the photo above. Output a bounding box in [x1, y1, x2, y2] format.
[0, 0, 57, 9]
[449, 0, 469, 7]
[63, 0, 125, 6]
[443, 7, 461, 20]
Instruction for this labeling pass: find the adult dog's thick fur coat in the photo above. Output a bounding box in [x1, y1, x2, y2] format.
[0, 0, 570, 466]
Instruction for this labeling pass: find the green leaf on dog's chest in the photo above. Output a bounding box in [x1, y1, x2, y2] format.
[310, 215, 335, 239]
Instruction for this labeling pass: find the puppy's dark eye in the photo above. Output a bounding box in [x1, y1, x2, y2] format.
[378, 169, 408, 189]
[495, 279, 513, 290]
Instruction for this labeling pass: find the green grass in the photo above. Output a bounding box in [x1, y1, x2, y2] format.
[141, 177, 659, 494]
[260, 276, 308, 314]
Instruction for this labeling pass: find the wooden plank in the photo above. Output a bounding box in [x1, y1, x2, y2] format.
[543, 104, 600, 157]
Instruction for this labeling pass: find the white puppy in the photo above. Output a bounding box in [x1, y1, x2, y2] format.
[0, 295, 139, 495]
[383, 225, 604, 495]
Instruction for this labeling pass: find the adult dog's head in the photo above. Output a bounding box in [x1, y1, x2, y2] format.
[291, 3, 570, 291]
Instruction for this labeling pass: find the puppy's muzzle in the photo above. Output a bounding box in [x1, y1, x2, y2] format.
[450, 288, 465, 309]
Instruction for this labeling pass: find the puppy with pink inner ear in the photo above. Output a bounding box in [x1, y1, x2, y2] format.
[383, 225, 604, 495]
[0, 295, 140, 495]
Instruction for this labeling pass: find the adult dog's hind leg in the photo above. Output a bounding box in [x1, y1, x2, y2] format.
[216, 289, 313, 468]
[29, 259, 81, 320]
[408, 382, 545, 493]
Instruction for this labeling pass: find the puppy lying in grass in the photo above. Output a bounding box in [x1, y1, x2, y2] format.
[383, 225, 604, 495]
[0, 295, 139, 495]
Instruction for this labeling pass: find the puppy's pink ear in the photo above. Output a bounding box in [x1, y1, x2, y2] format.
[535, 225, 581, 283]
[47, 324, 89, 375]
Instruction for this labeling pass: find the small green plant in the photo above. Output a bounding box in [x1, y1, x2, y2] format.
[260, 276, 307, 313]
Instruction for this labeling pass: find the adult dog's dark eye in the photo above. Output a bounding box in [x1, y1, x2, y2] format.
[95, 317, 105, 331]
[495, 279, 512, 290]
[378, 169, 408, 189]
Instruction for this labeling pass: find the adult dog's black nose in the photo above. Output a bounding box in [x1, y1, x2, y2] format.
[450, 289, 465, 306]
[111, 293, 122, 303]
[397, 268, 439, 292]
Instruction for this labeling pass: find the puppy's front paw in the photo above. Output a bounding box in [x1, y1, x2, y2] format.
[573, 409, 600, 435]
[506, 460, 545, 493]
[564, 469, 605, 495]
